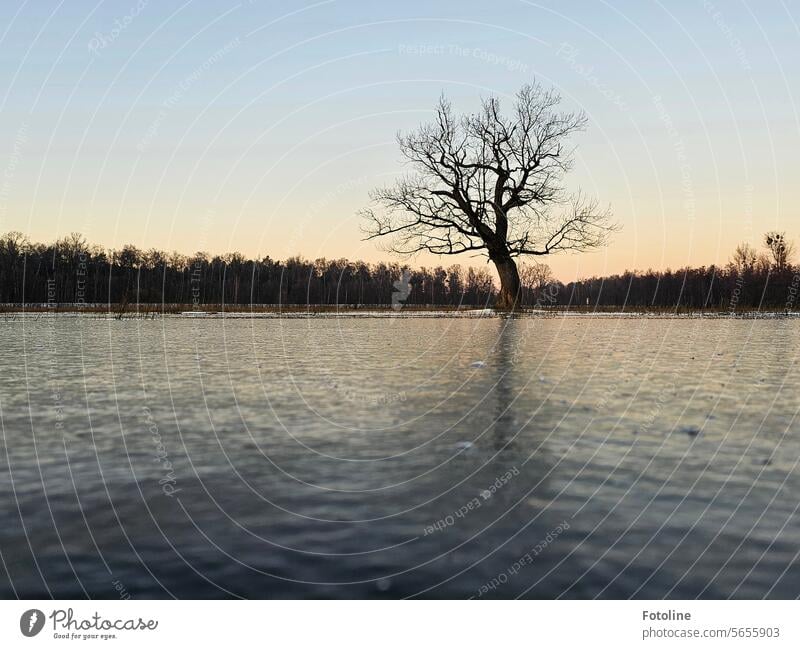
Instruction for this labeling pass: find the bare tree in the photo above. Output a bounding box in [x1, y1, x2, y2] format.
[519, 261, 554, 305]
[0, 231, 30, 257]
[764, 231, 795, 271]
[731, 242, 758, 274]
[361, 83, 617, 310]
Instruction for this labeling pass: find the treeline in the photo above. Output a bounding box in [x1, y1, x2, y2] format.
[565, 264, 799, 310]
[565, 235, 799, 311]
[0, 231, 797, 310]
[0, 232, 497, 307]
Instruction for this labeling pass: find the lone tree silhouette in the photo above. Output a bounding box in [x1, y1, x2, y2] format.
[362, 83, 616, 310]
[764, 231, 795, 271]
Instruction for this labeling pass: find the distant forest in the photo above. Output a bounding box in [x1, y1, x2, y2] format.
[0, 231, 797, 310]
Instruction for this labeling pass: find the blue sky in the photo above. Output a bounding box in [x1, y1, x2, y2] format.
[0, 0, 797, 279]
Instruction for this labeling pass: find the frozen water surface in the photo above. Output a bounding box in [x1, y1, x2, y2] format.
[0, 316, 798, 598]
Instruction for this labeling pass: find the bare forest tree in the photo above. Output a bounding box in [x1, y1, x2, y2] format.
[731, 243, 759, 274]
[519, 261, 554, 304]
[361, 83, 617, 309]
[764, 231, 795, 271]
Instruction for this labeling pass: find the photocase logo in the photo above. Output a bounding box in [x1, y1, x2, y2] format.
[392, 270, 412, 310]
[20, 609, 45, 637]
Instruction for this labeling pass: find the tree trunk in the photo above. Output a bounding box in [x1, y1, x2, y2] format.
[493, 256, 521, 311]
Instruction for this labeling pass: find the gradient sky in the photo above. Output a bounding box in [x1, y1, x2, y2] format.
[0, 0, 797, 280]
